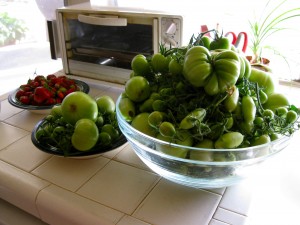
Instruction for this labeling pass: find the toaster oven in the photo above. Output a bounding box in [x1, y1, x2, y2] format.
[56, 3, 183, 84]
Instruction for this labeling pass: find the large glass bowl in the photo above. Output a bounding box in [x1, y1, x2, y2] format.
[116, 95, 292, 189]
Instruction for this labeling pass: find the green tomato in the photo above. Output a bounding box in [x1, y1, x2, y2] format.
[101, 124, 119, 140]
[139, 98, 154, 112]
[52, 126, 65, 139]
[200, 36, 212, 49]
[224, 85, 239, 112]
[98, 132, 112, 146]
[262, 93, 290, 111]
[214, 132, 244, 149]
[131, 54, 151, 76]
[159, 121, 176, 137]
[242, 56, 251, 79]
[61, 92, 98, 125]
[169, 59, 183, 75]
[131, 112, 157, 137]
[210, 36, 231, 50]
[148, 111, 166, 128]
[95, 95, 115, 115]
[204, 72, 219, 96]
[125, 76, 151, 102]
[71, 118, 99, 151]
[209, 50, 240, 94]
[50, 105, 62, 117]
[286, 110, 298, 124]
[251, 134, 271, 147]
[156, 130, 193, 158]
[96, 115, 104, 127]
[152, 99, 167, 111]
[182, 46, 212, 87]
[151, 53, 169, 73]
[190, 149, 213, 162]
[259, 90, 268, 104]
[240, 121, 254, 134]
[179, 108, 206, 129]
[263, 109, 274, 119]
[194, 138, 214, 149]
[275, 107, 288, 117]
[238, 55, 246, 80]
[118, 97, 136, 122]
[242, 95, 256, 123]
[249, 67, 276, 96]
[213, 152, 236, 162]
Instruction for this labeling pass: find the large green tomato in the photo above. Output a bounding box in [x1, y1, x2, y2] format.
[118, 96, 136, 122]
[95, 95, 115, 115]
[262, 93, 290, 111]
[125, 76, 151, 102]
[183, 46, 212, 87]
[131, 54, 151, 76]
[151, 53, 169, 73]
[61, 91, 98, 125]
[249, 67, 276, 96]
[206, 50, 240, 95]
[131, 112, 157, 137]
[183, 46, 240, 95]
[210, 36, 231, 50]
[71, 118, 99, 151]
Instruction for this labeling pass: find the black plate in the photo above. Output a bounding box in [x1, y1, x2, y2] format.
[31, 119, 127, 158]
[8, 79, 90, 110]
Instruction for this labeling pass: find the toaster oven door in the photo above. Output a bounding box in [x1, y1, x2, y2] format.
[58, 12, 161, 84]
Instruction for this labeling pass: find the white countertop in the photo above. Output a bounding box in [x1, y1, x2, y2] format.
[0, 75, 299, 225]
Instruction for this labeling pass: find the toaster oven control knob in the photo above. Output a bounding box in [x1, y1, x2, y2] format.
[161, 18, 181, 48]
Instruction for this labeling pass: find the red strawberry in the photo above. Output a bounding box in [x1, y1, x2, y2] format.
[19, 96, 30, 104]
[47, 74, 56, 80]
[34, 75, 46, 82]
[57, 91, 65, 99]
[33, 87, 52, 104]
[45, 98, 56, 105]
[16, 90, 25, 98]
[20, 84, 31, 92]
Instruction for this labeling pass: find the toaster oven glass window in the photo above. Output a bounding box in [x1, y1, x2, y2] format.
[66, 19, 153, 69]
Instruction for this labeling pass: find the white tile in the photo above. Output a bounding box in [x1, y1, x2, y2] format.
[5, 110, 45, 132]
[114, 143, 151, 171]
[213, 207, 248, 225]
[0, 134, 51, 171]
[204, 187, 226, 196]
[133, 179, 222, 225]
[247, 133, 300, 225]
[77, 160, 160, 214]
[0, 121, 29, 150]
[209, 219, 229, 225]
[0, 99, 23, 121]
[37, 184, 123, 225]
[101, 142, 128, 159]
[32, 156, 110, 191]
[218, 179, 253, 216]
[0, 198, 47, 225]
[0, 160, 50, 218]
[117, 215, 151, 225]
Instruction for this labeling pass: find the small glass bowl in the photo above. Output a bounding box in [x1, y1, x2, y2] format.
[116, 95, 292, 189]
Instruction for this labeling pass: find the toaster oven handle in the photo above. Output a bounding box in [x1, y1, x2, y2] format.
[78, 14, 127, 26]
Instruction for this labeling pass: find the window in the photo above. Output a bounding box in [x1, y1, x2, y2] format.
[0, 0, 62, 95]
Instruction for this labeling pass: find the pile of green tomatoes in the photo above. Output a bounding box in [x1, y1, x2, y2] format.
[118, 33, 300, 159]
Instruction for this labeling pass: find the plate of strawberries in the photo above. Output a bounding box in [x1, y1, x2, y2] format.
[8, 74, 89, 113]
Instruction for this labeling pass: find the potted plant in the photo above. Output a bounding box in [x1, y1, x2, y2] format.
[0, 12, 27, 46]
[247, 0, 300, 65]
